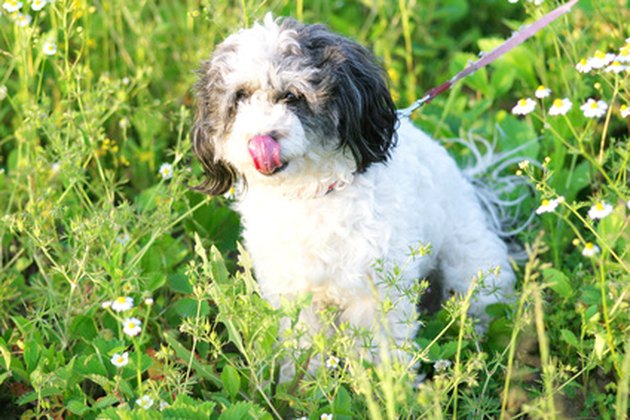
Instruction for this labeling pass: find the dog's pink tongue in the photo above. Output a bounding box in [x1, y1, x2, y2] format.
[248, 135, 282, 175]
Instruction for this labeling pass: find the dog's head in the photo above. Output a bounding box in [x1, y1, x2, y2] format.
[192, 15, 397, 197]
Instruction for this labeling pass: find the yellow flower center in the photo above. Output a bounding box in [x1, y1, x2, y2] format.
[537, 86, 546, 91]
[595, 202, 604, 210]
[621, 105, 628, 111]
[116, 356, 124, 363]
[585, 243, 594, 250]
[541, 199, 550, 206]
[127, 322, 136, 329]
[610, 61, 621, 67]
[594, 50, 606, 59]
[590, 101, 598, 109]
[579, 58, 587, 65]
[116, 297, 127, 304]
[518, 99, 527, 106]
[552, 99, 564, 108]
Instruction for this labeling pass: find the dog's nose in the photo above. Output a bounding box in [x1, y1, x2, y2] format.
[248, 135, 283, 175]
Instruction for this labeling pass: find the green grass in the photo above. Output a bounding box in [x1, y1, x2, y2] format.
[0, 0, 628, 418]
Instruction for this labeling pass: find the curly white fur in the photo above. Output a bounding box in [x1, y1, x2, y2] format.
[193, 15, 515, 380]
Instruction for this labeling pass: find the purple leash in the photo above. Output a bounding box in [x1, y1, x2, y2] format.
[397, 0, 579, 118]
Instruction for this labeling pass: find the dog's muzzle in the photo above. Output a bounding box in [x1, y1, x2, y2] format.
[248, 135, 285, 175]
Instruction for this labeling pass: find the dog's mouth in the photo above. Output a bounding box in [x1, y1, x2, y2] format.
[248, 135, 287, 176]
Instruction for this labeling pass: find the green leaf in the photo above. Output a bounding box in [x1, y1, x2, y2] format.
[221, 365, 240, 399]
[333, 385, 353, 415]
[560, 329, 579, 348]
[66, 399, 90, 415]
[163, 332, 221, 387]
[542, 268, 573, 299]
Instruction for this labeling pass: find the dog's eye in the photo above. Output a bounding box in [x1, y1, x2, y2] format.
[280, 91, 300, 105]
[234, 89, 247, 103]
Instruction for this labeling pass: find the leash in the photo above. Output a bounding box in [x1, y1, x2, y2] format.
[397, 0, 579, 118]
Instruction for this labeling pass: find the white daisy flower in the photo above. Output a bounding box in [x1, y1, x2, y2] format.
[511, 98, 536, 115]
[320, 414, 333, 420]
[575, 58, 592, 73]
[325, 356, 339, 370]
[0, 85, 6, 101]
[122, 77, 130, 85]
[159, 162, 173, 180]
[42, 41, 57, 56]
[31, 0, 46, 11]
[604, 61, 627, 73]
[159, 401, 169, 411]
[534, 85, 551, 99]
[617, 46, 630, 63]
[111, 296, 134, 312]
[548, 98, 572, 116]
[535, 197, 564, 214]
[116, 232, 130, 245]
[123, 317, 142, 337]
[110, 352, 129, 368]
[580, 99, 608, 118]
[101, 301, 112, 309]
[15, 12, 32, 27]
[588, 50, 615, 69]
[587, 201, 613, 220]
[51, 162, 61, 173]
[144, 297, 154, 306]
[136, 395, 154, 410]
[2, 0, 22, 12]
[620, 105, 630, 118]
[581, 242, 600, 258]
[433, 359, 452, 373]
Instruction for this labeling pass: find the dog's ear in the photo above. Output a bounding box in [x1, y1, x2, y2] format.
[296, 23, 398, 172]
[191, 60, 237, 196]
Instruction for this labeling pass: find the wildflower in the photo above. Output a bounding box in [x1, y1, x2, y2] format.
[320, 414, 333, 420]
[15, 12, 31, 27]
[587, 201, 613, 220]
[122, 77, 130, 85]
[528, 0, 544, 4]
[158, 162, 173, 180]
[116, 232, 130, 245]
[2, 0, 22, 12]
[518, 160, 530, 170]
[111, 296, 134, 312]
[620, 105, 630, 118]
[110, 352, 129, 368]
[101, 301, 112, 309]
[604, 61, 627, 73]
[535, 197, 564, 214]
[588, 50, 615, 69]
[42, 42, 57, 56]
[144, 297, 154, 305]
[122, 317, 142, 337]
[575, 58, 592, 73]
[511, 98, 536, 115]
[0, 85, 6, 101]
[51, 162, 61, 173]
[580, 99, 608, 118]
[31, 0, 46, 11]
[535, 85, 551, 98]
[325, 356, 340, 370]
[617, 46, 630, 63]
[434, 359, 452, 373]
[548, 98, 572, 116]
[159, 401, 169, 411]
[581, 242, 600, 258]
[136, 395, 154, 410]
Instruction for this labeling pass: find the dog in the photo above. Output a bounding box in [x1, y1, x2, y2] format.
[192, 14, 515, 379]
